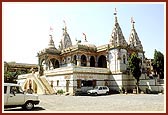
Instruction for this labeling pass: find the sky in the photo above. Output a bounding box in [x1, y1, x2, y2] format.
[2, 2, 165, 64]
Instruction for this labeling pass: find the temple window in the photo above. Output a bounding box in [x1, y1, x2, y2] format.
[98, 55, 107, 68]
[90, 56, 95, 67]
[73, 55, 77, 65]
[123, 55, 126, 64]
[50, 80, 53, 87]
[57, 80, 59, 86]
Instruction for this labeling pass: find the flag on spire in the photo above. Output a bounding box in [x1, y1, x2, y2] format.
[63, 20, 66, 25]
[82, 33, 87, 41]
[83, 33, 86, 38]
[50, 26, 53, 31]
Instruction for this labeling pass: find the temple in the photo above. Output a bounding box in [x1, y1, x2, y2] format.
[17, 9, 163, 95]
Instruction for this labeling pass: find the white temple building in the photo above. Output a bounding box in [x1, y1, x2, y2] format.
[17, 9, 163, 95]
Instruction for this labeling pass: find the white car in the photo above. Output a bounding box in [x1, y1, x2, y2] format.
[4, 83, 40, 110]
[87, 86, 109, 95]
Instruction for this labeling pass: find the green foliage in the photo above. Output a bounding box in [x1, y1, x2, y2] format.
[4, 67, 27, 83]
[4, 71, 17, 83]
[128, 52, 142, 93]
[128, 52, 142, 82]
[57, 89, 64, 94]
[152, 49, 164, 79]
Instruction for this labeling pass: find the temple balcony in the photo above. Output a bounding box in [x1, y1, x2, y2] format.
[44, 66, 110, 76]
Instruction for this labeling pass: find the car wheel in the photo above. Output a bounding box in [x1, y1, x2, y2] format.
[23, 101, 34, 110]
[106, 91, 109, 95]
[94, 92, 97, 96]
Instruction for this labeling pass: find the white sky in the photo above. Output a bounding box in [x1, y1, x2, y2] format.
[2, 2, 165, 64]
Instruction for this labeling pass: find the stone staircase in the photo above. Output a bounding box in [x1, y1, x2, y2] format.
[38, 76, 55, 94]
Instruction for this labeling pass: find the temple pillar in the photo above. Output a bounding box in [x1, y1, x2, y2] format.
[87, 56, 90, 67]
[106, 60, 110, 69]
[77, 60, 81, 66]
[95, 56, 98, 67]
[106, 54, 110, 69]
[77, 55, 81, 66]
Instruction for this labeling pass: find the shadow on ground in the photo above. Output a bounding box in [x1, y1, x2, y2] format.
[4, 106, 45, 111]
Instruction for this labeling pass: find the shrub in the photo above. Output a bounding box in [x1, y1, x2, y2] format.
[57, 89, 64, 94]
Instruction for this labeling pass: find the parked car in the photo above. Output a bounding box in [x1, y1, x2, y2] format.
[4, 83, 40, 110]
[87, 86, 109, 95]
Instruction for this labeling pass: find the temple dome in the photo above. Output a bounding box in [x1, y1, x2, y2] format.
[80, 40, 96, 48]
[38, 35, 60, 55]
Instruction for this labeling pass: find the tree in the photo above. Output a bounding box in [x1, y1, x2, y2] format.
[4, 62, 28, 83]
[128, 52, 142, 94]
[4, 71, 18, 83]
[152, 49, 164, 79]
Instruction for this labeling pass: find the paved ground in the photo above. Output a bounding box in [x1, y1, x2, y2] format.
[4, 94, 165, 112]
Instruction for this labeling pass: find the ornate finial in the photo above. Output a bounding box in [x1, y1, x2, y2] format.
[48, 34, 55, 48]
[114, 8, 117, 15]
[131, 17, 135, 29]
[49, 34, 52, 39]
[131, 17, 135, 23]
[49, 26, 53, 36]
[82, 33, 87, 42]
[63, 20, 67, 32]
[114, 8, 118, 24]
[75, 37, 81, 44]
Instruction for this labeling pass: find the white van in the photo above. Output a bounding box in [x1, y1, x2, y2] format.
[4, 83, 40, 110]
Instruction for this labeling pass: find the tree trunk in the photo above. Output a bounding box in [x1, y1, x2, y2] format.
[136, 81, 139, 94]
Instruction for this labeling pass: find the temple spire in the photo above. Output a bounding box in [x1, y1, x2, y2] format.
[109, 8, 127, 47]
[60, 20, 72, 50]
[128, 17, 143, 51]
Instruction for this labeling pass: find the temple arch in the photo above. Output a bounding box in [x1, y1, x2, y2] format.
[50, 58, 59, 69]
[81, 55, 87, 66]
[98, 55, 107, 68]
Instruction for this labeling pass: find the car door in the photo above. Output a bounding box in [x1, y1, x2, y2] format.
[7, 86, 25, 105]
[4, 86, 8, 105]
[103, 86, 107, 94]
[98, 87, 103, 94]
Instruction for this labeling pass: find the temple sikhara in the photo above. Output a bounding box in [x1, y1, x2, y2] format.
[17, 9, 163, 95]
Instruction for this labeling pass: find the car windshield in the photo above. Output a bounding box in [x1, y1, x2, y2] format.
[10, 86, 24, 94]
[94, 86, 99, 89]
